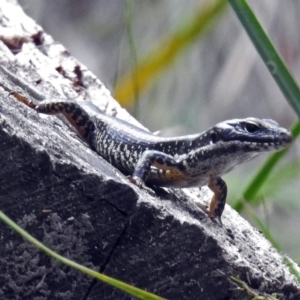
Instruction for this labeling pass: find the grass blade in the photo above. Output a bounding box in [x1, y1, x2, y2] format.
[228, 0, 300, 117]
[228, 0, 300, 211]
[0, 211, 165, 300]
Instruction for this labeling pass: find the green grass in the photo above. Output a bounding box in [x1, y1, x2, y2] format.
[0, 211, 165, 300]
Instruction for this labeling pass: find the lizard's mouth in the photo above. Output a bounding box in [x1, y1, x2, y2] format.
[229, 129, 292, 148]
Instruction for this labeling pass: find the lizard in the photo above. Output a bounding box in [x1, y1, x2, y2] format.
[0, 65, 293, 225]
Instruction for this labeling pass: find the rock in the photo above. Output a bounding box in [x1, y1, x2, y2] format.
[0, 1, 299, 299]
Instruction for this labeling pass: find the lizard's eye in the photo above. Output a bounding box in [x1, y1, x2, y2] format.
[210, 132, 218, 144]
[244, 122, 259, 133]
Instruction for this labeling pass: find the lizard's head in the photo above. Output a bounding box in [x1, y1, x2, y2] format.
[210, 117, 292, 153]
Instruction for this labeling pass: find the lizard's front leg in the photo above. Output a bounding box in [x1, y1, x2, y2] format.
[128, 150, 179, 188]
[197, 176, 227, 226]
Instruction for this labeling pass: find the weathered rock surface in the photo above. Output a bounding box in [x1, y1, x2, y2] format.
[0, 1, 299, 299]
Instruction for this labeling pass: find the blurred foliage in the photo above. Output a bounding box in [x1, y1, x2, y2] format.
[114, 0, 227, 108]
[229, 0, 300, 115]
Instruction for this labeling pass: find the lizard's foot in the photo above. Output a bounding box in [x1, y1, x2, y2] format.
[9, 91, 37, 109]
[127, 176, 155, 196]
[196, 202, 223, 226]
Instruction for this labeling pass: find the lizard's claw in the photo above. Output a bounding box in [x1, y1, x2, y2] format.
[127, 176, 155, 196]
[196, 202, 223, 227]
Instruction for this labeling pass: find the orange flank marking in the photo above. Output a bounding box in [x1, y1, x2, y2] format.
[62, 113, 87, 141]
[152, 162, 187, 181]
